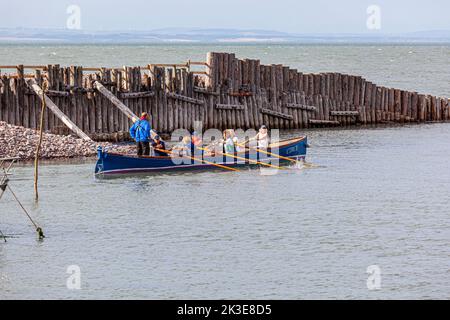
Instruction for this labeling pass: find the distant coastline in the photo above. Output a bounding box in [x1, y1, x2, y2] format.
[1, 27, 450, 44]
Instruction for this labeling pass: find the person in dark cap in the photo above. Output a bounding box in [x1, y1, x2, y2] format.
[151, 135, 167, 157]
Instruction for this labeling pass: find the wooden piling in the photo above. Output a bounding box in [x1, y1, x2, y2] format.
[27, 79, 91, 141]
[0, 53, 448, 141]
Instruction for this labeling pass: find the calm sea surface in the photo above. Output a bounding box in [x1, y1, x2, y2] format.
[1, 44, 450, 299]
[1, 43, 450, 96]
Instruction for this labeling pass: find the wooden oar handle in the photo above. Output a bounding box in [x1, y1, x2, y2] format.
[240, 140, 250, 146]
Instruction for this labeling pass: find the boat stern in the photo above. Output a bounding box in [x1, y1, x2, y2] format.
[297, 136, 308, 160]
[94, 146, 105, 175]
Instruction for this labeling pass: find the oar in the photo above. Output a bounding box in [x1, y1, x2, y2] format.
[197, 147, 284, 170]
[237, 142, 299, 164]
[153, 148, 240, 172]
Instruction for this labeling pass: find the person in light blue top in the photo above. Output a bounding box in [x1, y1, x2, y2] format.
[129, 112, 153, 156]
[223, 129, 240, 154]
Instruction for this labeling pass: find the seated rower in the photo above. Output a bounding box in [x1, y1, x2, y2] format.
[172, 136, 194, 156]
[223, 129, 240, 153]
[229, 129, 241, 152]
[191, 131, 203, 147]
[249, 125, 269, 149]
[202, 136, 218, 157]
[151, 135, 167, 157]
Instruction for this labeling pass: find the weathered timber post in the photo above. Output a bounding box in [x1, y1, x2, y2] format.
[27, 79, 91, 141]
[34, 81, 47, 201]
[93, 81, 139, 123]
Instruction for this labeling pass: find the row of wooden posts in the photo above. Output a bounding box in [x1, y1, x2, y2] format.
[0, 52, 449, 142]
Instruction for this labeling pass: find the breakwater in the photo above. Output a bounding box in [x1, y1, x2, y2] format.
[0, 52, 448, 141]
[0, 121, 134, 160]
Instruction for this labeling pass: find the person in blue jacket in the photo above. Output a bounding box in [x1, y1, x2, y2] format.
[130, 112, 153, 156]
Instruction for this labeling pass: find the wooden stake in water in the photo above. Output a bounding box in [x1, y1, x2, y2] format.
[34, 82, 47, 201]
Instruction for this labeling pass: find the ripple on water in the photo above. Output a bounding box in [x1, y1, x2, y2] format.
[1, 123, 450, 299]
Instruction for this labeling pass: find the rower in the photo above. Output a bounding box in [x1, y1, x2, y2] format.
[191, 131, 203, 147]
[151, 135, 167, 157]
[249, 125, 269, 149]
[172, 136, 194, 156]
[223, 129, 240, 153]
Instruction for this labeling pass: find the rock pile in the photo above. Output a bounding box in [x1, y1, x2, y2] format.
[0, 121, 135, 160]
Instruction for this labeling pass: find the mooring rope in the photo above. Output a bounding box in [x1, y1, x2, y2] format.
[6, 185, 45, 239]
[1, 162, 45, 240]
[0, 164, 7, 242]
[1, 168, 8, 242]
[1, 166, 45, 240]
[6, 185, 38, 229]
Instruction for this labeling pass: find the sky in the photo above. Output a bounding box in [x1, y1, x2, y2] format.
[0, 0, 449, 34]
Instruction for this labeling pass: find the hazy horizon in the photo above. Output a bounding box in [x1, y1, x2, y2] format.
[1, 0, 450, 34]
[2, 27, 450, 45]
[2, 26, 450, 35]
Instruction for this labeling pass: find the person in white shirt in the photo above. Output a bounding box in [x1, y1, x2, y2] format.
[249, 125, 269, 149]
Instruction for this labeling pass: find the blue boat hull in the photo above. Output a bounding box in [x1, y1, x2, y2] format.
[95, 136, 308, 176]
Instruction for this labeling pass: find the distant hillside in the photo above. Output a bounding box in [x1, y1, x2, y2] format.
[1, 27, 450, 44]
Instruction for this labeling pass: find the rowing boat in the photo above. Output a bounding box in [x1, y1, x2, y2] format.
[94, 136, 308, 176]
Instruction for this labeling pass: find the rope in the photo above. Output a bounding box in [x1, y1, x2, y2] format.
[1, 170, 8, 242]
[1, 164, 9, 242]
[5, 183, 45, 240]
[7, 185, 37, 228]
[1, 160, 44, 240]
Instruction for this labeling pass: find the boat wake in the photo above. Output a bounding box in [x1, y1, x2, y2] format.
[288, 161, 322, 170]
